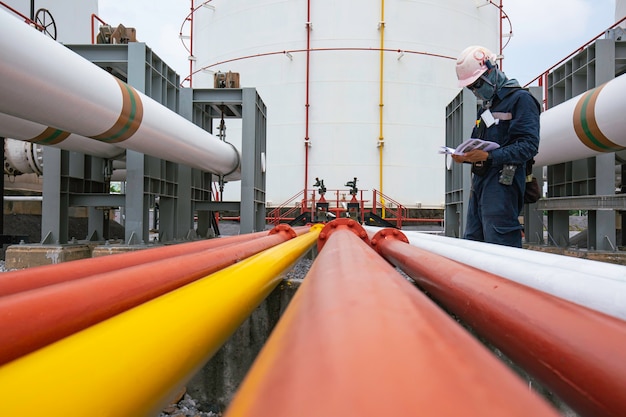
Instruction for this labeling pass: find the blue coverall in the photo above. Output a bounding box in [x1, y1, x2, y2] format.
[464, 86, 541, 247]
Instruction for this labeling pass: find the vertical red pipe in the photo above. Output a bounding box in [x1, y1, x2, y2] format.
[371, 229, 626, 417]
[303, 0, 311, 208]
[499, 0, 503, 70]
[189, 0, 194, 87]
[224, 220, 560, 417]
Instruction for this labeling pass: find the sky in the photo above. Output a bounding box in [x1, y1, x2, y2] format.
[97, 0, 621, 87]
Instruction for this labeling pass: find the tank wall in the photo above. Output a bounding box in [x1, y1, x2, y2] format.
[193, 0, 499, 208]
[618, 0, 626, 27]
[3, 0, 97, 43]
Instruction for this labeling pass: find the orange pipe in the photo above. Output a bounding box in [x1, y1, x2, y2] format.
[0, 228, 310, 296]
[0, 225, 305, 365]
[224, 219, 560, 417]
[370, 228, 626, 417]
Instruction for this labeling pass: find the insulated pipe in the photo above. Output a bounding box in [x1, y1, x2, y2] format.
[3, 196, 42, 202]
[0, 112, 125, 160]
[386, 228, 626, 320]
[399, 228, 626, 282]
[0, 229, 270, 296]
[0, 224, 304, 365]
[224, 219, 560, 417]
[370, 228, 626, 417]
[4, 138, 42, 175]
[0, 11, 241, 179]
[0, 227, 321, 417]
[535, 73, 626, 166]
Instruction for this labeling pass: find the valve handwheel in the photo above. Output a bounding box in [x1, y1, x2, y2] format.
[34, 8, 56, 40]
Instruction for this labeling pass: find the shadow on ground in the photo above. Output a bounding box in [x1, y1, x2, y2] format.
[2, 214, 125, 244]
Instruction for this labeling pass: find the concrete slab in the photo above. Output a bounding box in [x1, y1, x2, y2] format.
[4, 243, 92, 269]
[91, 242, 162, 257]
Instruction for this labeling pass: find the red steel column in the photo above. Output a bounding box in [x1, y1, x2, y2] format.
[370, 228, 626, 417]
[0, 225, 304, 365]
[224, 219, 560, 417]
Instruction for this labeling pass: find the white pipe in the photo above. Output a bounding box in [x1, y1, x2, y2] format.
[4, 138, 43, 175]
[3, 196, 42, 202]
[364, 226, 626, 320]
[0, 11, 241, 180]
[0, 113, 125, 160]
[401, 229, 626, 282]
[535, 73, 626, 167]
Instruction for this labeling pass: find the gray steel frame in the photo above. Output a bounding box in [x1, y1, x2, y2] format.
[540, 38, 626, 250]
[444, 89, 475, 238]
[183, 88, 267, 234]
[41, 42, 266, 244]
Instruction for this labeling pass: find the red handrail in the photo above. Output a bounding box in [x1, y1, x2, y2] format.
[266, 189, 305, 225]
[371, 189, 408, 227]
[524, 16, 626, 110]
[90, 13, 107, 44]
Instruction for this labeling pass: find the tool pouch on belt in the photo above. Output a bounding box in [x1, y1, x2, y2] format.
[471, 159, 491, 176]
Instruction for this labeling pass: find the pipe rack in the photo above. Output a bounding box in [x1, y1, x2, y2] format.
[0, 222, 625, 417]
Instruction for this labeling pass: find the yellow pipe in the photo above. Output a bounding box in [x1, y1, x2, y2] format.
[378, 0, 386, 217]
[0, 227, 321, 417]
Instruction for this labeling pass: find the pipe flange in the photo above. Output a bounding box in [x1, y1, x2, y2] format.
[369, 228, 409, 255]
[268, 223, 297, 239]
[317, 218, 368, 252]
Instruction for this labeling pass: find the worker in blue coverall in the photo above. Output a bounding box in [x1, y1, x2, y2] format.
[451, 45, 540, 248]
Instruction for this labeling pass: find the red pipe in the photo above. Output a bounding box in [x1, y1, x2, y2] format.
[0, 229, 276, 296]
[188, 0, 194, 87]
[0, 225, 305, 366]
[369, 228, 626, 417]
[224, 219, 560, 417]
[303, 0, 311, 209]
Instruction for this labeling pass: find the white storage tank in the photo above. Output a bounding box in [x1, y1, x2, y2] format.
[2, 0, 97, 43]
[191, 0, 499, 209]
[618, 0, 626, 27]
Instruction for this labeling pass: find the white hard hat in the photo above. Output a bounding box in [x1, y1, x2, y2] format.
[455, 45, 497, 87]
